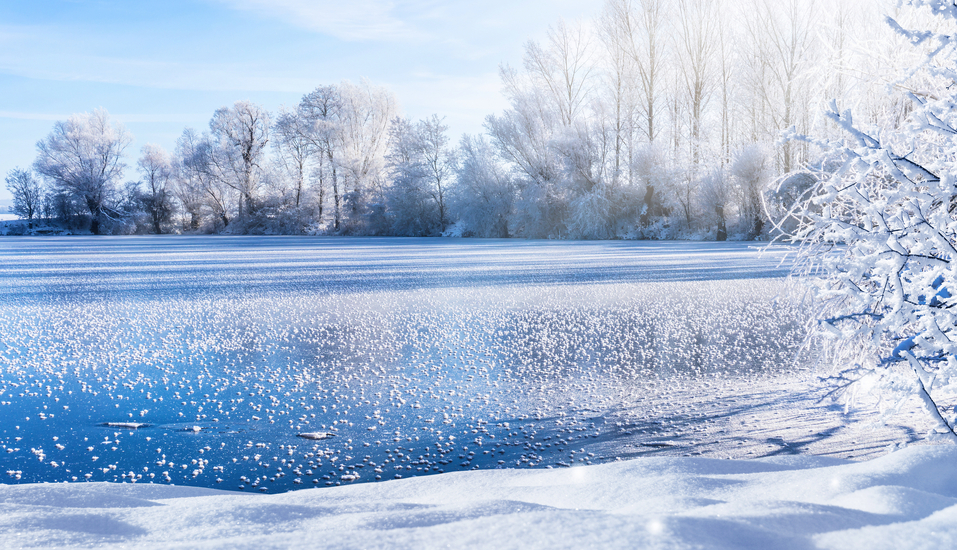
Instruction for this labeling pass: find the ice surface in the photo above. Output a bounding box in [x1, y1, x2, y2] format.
[0, 445, 955, 549]
[0, 237, 935, 497]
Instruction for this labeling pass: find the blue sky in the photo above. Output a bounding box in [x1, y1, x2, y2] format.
[0, 0, 598, 202]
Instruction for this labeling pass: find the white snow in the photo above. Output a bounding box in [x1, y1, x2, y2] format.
[0, 445, 954, 549]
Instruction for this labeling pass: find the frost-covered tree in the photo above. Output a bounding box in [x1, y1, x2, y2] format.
[386, 115, 456, 236]
[486, 88, 565, 238]
[730, 143, 770, 239]
[487, 20, 598, 239]
[4, 167, 43, 222]
[699, 167, 731, 241]
[418, 115, 455, 231]
[452, 135, 515, 238]
[386, 117, 438, 236]
[742, 0, 817, 173]
[603, 0, 667, 144]
[170, 130, 207, 231]
[676, 0, 719, 169]
[300, 85, 343, 231]
[560, 114, 639, 239]
[273, 106, 316, 210]
[632, 143, 673, 234]
[173, 128, 230, 229]
[33, 108, 132, 234]
[336, 80, 397, 233]
[791, 0, 957, 441]
[207, 101, 270, 222]
[137, 144, 175, 233]
[523, 19, 595, 128]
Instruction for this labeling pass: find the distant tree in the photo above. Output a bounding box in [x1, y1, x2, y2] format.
[43, 189, 85, 228]
[33, 108, 132, 234]
[604, 0, 667, 144]
[522, 19, 594, 128]
[730, 143, 770, 239]
[487, 78, 565, 238]
[170, 131, 205, 231]
[336, 80, 397, 233]
[207, 101, 270, 222]
[137, 144, 175, 233]
[173, 128, 226, 230]
[598, 0, 639, 187]
[698, 167, 731, 240]
[559, 116, 626, 239]
[300, 85, 343, 231]
[273, 106, 315, 210]
[452, 134, 515, 238]
[4, 167, 43, 222]
[742, 0, 817, 173]
[676, 0, 719, 169]
[387, 117, 438, 236]
[632, 143, 673, 234]
[417, 115, 456, 231]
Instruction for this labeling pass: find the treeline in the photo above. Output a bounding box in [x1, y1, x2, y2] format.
[5, 0, 907, 239]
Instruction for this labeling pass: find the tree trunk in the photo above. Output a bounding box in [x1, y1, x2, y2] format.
[640, 185, 655, 228]
[87, 199, 102, 235]
[715, 205, 727, 241]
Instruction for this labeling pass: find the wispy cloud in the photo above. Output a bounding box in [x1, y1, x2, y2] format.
[210, 0, 439, 42]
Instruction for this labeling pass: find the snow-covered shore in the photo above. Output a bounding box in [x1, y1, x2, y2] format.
[2, 445, 955, 549]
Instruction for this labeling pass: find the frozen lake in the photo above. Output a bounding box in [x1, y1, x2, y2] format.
[0, 237, 919, 493]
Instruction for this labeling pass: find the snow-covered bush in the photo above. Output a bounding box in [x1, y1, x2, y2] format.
[632, 144, 674, 237]
[698, 167, 732, 241]
[451, 135, 514, 238]
[791, 0, 957, 441]
[730, 144, 771, 240]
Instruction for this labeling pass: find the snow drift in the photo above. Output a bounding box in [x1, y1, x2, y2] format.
[1, 445, 954, 549]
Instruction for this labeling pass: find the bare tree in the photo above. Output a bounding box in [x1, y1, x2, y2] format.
[676, 0, 719, 169]
[452, 134, 515, 238]
[743, 0, 817, 172]
[207, 101, 270, 222]
[336, 80, 397, 231]
[4, 167, 43, 222]
[300, 85, 343, 230]
[273, 106, 315, 210]
[598, 0, 639, 186]
[137, 144, 174, 233]
[518, 19, 594, 128]
[716, 6, 737, 162]
[170, 133, 205, 231]
[486, 90, 565, 238]
[33, 108, 132, 234]
[175, 128, 230, 229]
[604, 0, 668, 143]
[418, 115, 455, 229]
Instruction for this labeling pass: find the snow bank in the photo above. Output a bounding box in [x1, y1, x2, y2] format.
[1, 445, 954, 549]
